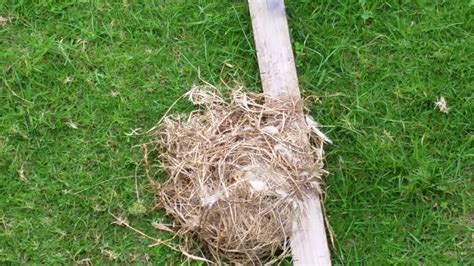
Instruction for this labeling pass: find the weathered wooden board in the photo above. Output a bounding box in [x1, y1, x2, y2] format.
[248, 0, 331, 265]
[248, 0, 300, 102]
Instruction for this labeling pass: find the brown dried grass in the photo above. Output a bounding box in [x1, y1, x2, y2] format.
[150, 85, 329, 264]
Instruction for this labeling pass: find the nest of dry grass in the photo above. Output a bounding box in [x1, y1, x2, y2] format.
[150, 85, 329, 264]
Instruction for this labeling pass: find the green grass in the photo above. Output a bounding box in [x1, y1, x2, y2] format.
[1, 0, 472, 264]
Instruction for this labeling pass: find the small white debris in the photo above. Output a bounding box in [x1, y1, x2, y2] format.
[17, 165, 27, 182]
[305, 115, 333, 144]
[243, 166, 269, 192]
[66, 120, 78, 129]
[249, 177, 268, 192]
[110, 91, 120, 97]
[0, 16, 8, 26]
[435, 96, 449, 114]
[201, 194, 219, 207]
[261, 125, 279, 135]
[298, 170, 310, 177]
[63, 76, 73, 83]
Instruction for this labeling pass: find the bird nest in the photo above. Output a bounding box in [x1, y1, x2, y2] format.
[150, 85, 329, 264]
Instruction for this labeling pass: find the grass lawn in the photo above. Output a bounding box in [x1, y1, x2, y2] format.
[1, 0, 472, 264]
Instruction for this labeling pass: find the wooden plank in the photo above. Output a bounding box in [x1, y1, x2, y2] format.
[290, 196, 331, 265]
[248, 0, 300, 102]
[248, 0, 332, 265]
